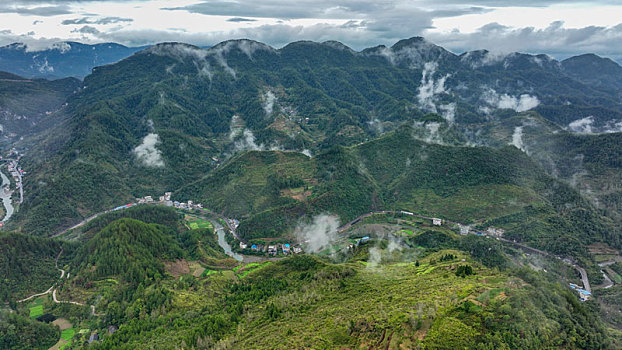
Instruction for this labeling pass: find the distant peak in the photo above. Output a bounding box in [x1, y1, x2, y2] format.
[2, 42, 27, 51]
[390, 36, 428, 50]
[208, 39, 275, 59]
[321, 40, 354, 52]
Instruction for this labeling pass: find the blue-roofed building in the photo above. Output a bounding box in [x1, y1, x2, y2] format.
[251, 244, 258, 250]
[361, 236, 370, 243]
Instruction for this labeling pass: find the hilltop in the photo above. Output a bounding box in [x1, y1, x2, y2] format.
[2, 205, 616, 349]
[5, 37, 621, 238]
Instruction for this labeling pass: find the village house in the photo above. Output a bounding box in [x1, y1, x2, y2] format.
[293, 247, 303, 254]
[487, 227, 505, 236]
[459, 225, 470, 235]
[432, 218, 442, 226]
[268, 245, 277, 255]
[282, 244, 291, 254]
[240, 242, 248, 249]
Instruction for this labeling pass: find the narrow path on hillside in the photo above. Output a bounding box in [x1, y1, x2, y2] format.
[17, 248, 64, 303]
[16, 247, 101, 316]
[598, 271, 614, 289]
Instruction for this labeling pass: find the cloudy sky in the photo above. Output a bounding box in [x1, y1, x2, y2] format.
[1, 0, 622, 61]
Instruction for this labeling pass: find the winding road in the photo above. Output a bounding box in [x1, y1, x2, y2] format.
[16, 247, 100, 316]
[339, 209, 595, 294]
[17, 248, 64, 303]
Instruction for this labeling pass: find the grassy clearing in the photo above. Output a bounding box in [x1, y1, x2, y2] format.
[185, 215, 214, 231]
[60, 328, 75, 341]
[29, 305, 43, 318]
[235, 261, 273, 278]
[200, 269, 219, 277]
[401, 229, 414, 236]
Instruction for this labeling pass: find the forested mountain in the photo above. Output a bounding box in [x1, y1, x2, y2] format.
[175, 126, 616, 258]
[1, 206, 616, 349]
[7, 37, 621, 238]
[0, 42, 143, 79]
[0, 71, 80, 140]
[1, 38, 621, 348]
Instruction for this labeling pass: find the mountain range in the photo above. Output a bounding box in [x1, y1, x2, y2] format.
[0, 42, 144, 79]
[2, 37, 617, 240]
[2, 36, 622, 349]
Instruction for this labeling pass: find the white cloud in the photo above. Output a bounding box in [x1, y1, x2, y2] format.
[234, 129, 263, 151]
[417, 62, 450, 113]
[263, 90, 276, 116]
[511, 126, 527, 153]
[567, 116, 594, 133]
[296, 214, 340, 253]
[1, 1, 622, 63]
[439, 103, 456, 124]
[481, 88, 539, 113]
[133, 133, 164, 167]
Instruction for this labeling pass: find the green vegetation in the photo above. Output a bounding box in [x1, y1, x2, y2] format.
[73, 218, 185, 283]
[0, 232, 74, 301]
[60, 328, 75, 341]
[185, 215, 213, 230]
[28, 305, 43, 318]
[77, 205, 183, 240]
[3, 38, 622, 348]
[2, 209, 617, 349]
[13, 38, 621, 241]
[0, 311, 59, 350]
[174, 127, 615, 262]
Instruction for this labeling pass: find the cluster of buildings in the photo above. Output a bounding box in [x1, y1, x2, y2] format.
[569, 283, 592, 301]
[345, 236, 371, 250]
[240, 242, 303, 255]
[486, 227, 505, 237]
[173, 200, 203, 210]
[136, 192, 204, 210]
[457, 224, 505, 237]
[226, 218, 240, 231]
[4, 150, 24, 204]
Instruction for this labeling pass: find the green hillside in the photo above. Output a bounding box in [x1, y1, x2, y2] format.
[0, 232, 75, 301]
[10, 38, 622, 237]
[72, 218, 186, 283]
[175, 126, 613, 258]
[3, 199, 618, 349]
[0, 72, 80, 140]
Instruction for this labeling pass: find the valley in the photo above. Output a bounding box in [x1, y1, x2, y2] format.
[0, 34, 621, 349]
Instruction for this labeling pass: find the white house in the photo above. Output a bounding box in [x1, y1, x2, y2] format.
[432, 218, 442, 226]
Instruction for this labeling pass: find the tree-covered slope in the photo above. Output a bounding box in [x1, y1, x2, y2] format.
[2, 201, 616, 349]
[0, 42, 144, 79]
[72, 218, 185, 283]
[0, 232, 75, 301]
[0, 71, 80, 139]
[174, 126, 615, 257]
[10, 37, 622, 237]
